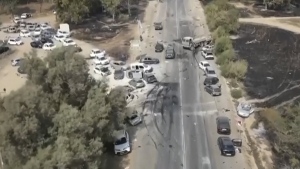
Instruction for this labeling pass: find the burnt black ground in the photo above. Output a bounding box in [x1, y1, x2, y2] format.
[233, 24, 300, 107]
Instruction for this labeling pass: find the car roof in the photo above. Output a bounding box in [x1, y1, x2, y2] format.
[201, 61, 209, 64]
[219, 136, 232, 143]
[211, 84, 220, 88]
[206, 66, 214, 71]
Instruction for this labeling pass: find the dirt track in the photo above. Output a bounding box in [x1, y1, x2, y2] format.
[239, 17, 300, 34]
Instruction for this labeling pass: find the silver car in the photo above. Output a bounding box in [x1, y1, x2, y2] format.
[129, 79, 145, 89]
[114, 130, 131, 155]
[111, 61, 129, 70]
[237, 103, 255, 118]
[128, 112, 142, 126]
[205, 85, 221, 96]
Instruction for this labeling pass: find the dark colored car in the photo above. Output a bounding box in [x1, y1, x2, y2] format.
[218, 137, 236, 156]
[143, 73, 157, 84]
[40, 38, 53, 44]
[165, 44, 175, 59]
[216, 116, 231, 134]
[0, 47, 10, 55]
[30, 41, 43, 48]
[205, 85, 221, 96]
[114, 70, 125, 80]
[203, 76, 219, 86]
[155, 42, 164, 52]
[140, 57, 159, 64]
[154, 22, 163, 30]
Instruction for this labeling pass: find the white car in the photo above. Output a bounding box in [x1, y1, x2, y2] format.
[19, 29, 31, 37]
[199, 61, 210, 71]
[54, 35, 66, 42]
[57, 30, 70, 37]
[11, 58, 23, 66]
[93, 56, 110, 65]
[13, 16, 23, 24]
[20, 13, 32, 19]
[40, 23, 51, 30]
[237, 103, 255, 118]
[90, 49, 106, 58]
[201, 51, 214, 60]
[94, 66, 111, 76]
[33, 28, 41, 35]
[114, 130, 131, 155]
[8, 37, 23, 45]
[62, 38, 76, 46]
[42, 43, 56, 51]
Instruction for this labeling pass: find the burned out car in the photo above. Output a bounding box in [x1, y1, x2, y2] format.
[154, 22, 163, 30]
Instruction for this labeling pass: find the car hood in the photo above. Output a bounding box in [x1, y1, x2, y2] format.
[129, 116, 142, 125]
[114, 142, 130, 151]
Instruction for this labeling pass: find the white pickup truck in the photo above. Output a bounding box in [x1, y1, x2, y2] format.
[181, 36, 212, 50]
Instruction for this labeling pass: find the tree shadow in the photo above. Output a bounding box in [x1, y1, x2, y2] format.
[14, 6, 36, 15]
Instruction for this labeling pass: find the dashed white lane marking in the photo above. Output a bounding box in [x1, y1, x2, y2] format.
[183, 110, 218, 116]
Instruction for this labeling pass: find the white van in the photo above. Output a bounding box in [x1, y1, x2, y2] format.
[130, 63, 152, 73]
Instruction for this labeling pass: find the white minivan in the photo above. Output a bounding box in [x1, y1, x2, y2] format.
[130, 63, 152, 73]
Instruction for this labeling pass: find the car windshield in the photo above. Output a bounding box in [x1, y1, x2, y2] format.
[67, 40, 73, 43]
[204, 63, 210, 67]
[207, 53, 213, 55]
[214, 87, 221, 92]
[130, 115, 138, 120]
[115, 70, 123, 74]
[115, 137, 127, 145]
[208, 70, 215, 74]
[137, 80, 143, 83]
[99, 57, 107, 60]
[94, 50, 101, 54]
[241, 104, 252, 111]
[101, 67, 109, 72]
[224, 145, 234, 150]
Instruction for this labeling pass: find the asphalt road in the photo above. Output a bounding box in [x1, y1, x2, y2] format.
[129, 0, 250, 169]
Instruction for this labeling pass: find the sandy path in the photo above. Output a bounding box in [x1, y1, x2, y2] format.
[239, 17, 300, 34]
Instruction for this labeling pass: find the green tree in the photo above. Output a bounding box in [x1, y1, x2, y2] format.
[54, 0, 90, 23]
[102, 0, 122, 21]
[0, 47, 127, 168]
[0, 0, 19, 15]
[23, 50, 48, 85]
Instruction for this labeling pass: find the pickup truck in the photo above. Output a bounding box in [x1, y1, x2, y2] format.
[181, 36, 212, 50]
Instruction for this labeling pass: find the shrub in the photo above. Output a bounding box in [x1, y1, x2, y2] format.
[229, 78, 239, 88]
[230, 89, 242, 99]
[221, 60, 248, 80]
[216, 48, 235, 65]
[204, 0, 239, 33]
[214, 36, 233, 55]
[212, 26, 228, 41]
